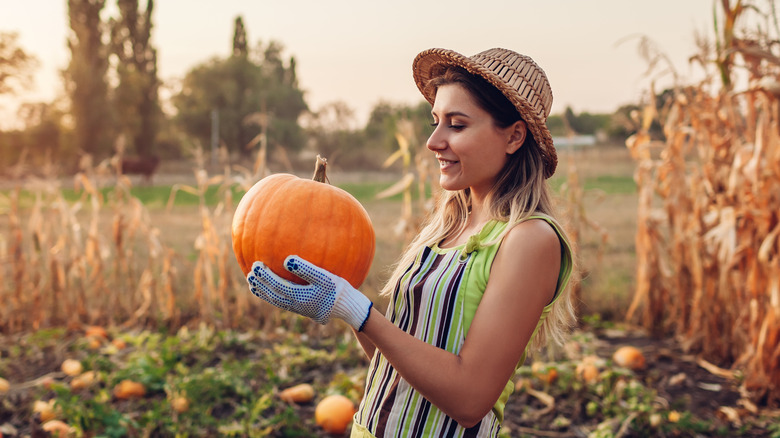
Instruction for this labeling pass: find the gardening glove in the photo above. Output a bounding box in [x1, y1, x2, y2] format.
[246, 255, 373, 331]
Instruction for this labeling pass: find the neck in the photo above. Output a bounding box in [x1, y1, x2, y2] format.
[464, 194, 490, 231]
[468, 190, 488, 218]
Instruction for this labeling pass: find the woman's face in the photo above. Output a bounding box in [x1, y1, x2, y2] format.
[427, 84, 526, 198]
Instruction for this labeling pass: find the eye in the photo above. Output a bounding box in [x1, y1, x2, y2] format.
[448, 124, 465, 131]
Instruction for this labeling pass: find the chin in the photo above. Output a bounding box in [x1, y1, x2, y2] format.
[439, 179, 464, 192]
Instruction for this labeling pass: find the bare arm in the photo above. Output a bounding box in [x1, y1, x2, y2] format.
[358, 219, 561, 427]
[352, 329, 376, 360]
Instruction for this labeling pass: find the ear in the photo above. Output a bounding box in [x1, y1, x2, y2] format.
[506, 120, 527, 155]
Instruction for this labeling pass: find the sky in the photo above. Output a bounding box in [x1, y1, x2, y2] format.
[1, 0, 714, 129]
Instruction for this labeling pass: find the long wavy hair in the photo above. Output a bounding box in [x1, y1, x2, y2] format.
[380, 66, 576, 351]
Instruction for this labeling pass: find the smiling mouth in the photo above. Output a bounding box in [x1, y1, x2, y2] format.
[438, 158, 458, 167]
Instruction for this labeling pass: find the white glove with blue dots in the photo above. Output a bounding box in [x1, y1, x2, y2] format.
[246, 255, 373, 331]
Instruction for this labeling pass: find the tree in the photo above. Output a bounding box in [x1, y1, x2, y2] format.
[607, 104, 640, 141]
[256, 41, 307, 155]
[364, 100, 432, 153]
[302, 101, 361, 163]
[19, 103, 65, 167]
[0, 102, 65, 173]
[545, 114, 566, 137]
[172, 36, 307, 158]
[0, 32, 38, 96]
[232, 16, 248, 57]
[110, 0, 161, 158]
[66, 0, 113, 159]
[228, 16, 254, 156]
[563, 106, 578, 135]
[562, 105, 612, 136]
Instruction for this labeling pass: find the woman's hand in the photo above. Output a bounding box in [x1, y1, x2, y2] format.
[246, 255, 373, 331]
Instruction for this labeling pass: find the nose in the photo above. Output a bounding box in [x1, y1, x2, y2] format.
[426, 125, 446, 152]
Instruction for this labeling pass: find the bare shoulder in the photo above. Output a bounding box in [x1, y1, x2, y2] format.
[502, 218, 561, 255]
[491, 218, 562, 304]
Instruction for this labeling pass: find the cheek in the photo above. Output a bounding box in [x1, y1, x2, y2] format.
[476, 141, 510, 167]
[485, 155, 509, 175]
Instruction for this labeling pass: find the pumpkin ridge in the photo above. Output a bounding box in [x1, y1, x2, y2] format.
[267, 176, 303, 283]
[310, 183, 330, 283]
[233, 175, 272, 274]
[293, 179, 322, 284]
[313, 182, 344, 283]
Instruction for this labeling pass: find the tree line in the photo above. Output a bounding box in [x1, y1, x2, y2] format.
[0, 1, 647, 177]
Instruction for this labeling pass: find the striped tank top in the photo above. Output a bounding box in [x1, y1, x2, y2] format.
[352, 217, 574, 438]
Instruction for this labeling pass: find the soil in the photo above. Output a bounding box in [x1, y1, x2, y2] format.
[2, 324, 777, 438]
[501, 325, 776, 437]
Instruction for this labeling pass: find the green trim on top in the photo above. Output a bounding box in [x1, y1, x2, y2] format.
[454, 215, 574, 423]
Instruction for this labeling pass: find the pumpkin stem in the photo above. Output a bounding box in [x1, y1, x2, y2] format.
[312, 154, 330, 184]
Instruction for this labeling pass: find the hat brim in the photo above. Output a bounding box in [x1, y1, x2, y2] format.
[412, 48, 557, 179]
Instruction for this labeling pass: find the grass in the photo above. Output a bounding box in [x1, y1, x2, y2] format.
[549, 173, 636, 195]
[582, 175, 636, 194]
[67, 185, 245, 208]
[1, 179, 414, 210]
[1, 170, 634, 208]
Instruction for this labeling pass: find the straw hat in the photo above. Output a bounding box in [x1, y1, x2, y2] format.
[412, 48, 557, 178]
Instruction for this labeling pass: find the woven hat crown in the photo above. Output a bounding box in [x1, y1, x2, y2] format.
[469, 48, 553, 120]
[413, 48, 557, 178]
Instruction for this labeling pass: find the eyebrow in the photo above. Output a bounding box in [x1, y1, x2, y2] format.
[430, 110, 472, 119]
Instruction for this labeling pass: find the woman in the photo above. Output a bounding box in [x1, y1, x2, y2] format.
[247, 47, 576, 437]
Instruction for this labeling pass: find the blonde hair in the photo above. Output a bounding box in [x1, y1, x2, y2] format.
[381, 67, 576, 352]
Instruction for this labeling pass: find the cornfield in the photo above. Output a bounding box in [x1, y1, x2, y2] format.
[626, 0, 780, 405]
[0, 142, 338, 336]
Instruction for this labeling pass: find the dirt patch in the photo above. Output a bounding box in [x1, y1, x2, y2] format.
[2, 325, 776, 437]
[502, 325, 776, 437]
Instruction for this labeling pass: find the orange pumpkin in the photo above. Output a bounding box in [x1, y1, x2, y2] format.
[575, 362, 600, 383]
[33, 399, 57, 422]
[113, 380, 147, 399]
[41, 420, 72, 437]
[60, 359, 83, 377]
[171, 396, 190, 413]
[612, 346, 646, 371]
[531, 361, 558, 384]
[84, 325, 108, 340]
[315, 394, 356, 435]
[232, 156, 375, 288]
[279, 383, 315, 403]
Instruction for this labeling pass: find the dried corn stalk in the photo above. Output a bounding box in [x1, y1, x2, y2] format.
[627, 1, 780, 405]
[377, 118, 438, 244]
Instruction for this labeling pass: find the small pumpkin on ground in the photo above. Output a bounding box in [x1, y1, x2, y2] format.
[171, 396, 190, 413]
[70, 371, 97, 390]
[41, 420, 72, 437]
[33, 399, 57, 422]
[113, 380, 146, 399]
[60, 359, 83, 377]
[531, 361, 559, 384]
[612, 345, 646, 371]
[279, 383, 315, 403]
[315, 394, 356, 435]
[84, 325, 108, 340]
